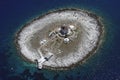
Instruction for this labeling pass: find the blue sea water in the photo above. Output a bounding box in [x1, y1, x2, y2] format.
[0, 0, 120, 80]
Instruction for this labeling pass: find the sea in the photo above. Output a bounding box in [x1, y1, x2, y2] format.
[0, 0, 120, 80]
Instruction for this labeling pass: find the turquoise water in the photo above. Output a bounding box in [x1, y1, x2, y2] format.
[0, 0, 120, 80]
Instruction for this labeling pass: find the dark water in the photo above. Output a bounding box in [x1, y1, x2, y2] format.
[0, 0, 120, 80]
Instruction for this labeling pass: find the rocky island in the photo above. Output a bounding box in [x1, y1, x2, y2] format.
[15, 8, 104, 70]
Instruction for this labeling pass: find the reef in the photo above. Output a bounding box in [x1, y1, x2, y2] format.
[15, 8, 104, 70]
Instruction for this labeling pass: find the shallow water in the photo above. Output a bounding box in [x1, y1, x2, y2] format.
[0, 0, 120, 80]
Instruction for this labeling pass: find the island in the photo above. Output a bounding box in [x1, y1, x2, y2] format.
[15, 8, 104, 70]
